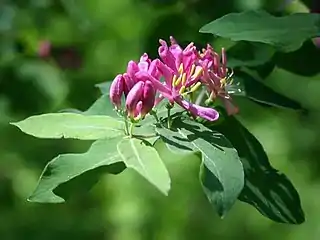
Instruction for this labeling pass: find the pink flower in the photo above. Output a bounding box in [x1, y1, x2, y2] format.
[136, 38, 219, 121]
[109, 53, 159, 110]
[199, 45, 238, 115]
[125, 80, 156, 119]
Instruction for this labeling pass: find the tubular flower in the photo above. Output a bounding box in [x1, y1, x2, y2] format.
[109, 74, 125, 109]
[136, 38, 219, 121]
[109, 53, 160, 111]
[125, 80, 156, 120]
[199, 45, 239, 115]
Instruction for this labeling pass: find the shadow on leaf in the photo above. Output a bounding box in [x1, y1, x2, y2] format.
[53, 162, 126, 201]
[211, 112, 305, 224]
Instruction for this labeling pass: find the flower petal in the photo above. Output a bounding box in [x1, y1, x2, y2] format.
[175, 97, 219, 121]
[126, 81, 144, 116]
[159, 39, 178, 72]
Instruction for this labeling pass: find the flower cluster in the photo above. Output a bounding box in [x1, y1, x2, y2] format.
[109, 36, 237, 122]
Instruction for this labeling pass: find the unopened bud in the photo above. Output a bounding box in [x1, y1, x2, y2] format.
[125, 81, 144, 118]
[140, 80, 156, 117]
[109, 74, 124, 109]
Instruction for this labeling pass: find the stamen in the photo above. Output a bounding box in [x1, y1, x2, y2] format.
[172, 75, 177, 87]
[189, 64, 196, 76]
[178, 63, 184, 75]
[174, 75, 182, 86]
[181, 73, 187, 86]
[189, 82, 202, 93]
[179, 86, 186, 95]
[192, 66, 203, 80]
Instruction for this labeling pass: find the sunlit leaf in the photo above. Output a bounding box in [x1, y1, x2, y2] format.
[155, 126, 194, 155]
[28, 137, 125, 203]
[83, 94, 119, 118]
[158, 118, 244, 216]
[117, 137, 171, 195]
[200, 11, 320, 52]
[11, 113, 125, 140]
[95, 81, 112, 95]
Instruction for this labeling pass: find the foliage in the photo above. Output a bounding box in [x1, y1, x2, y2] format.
[3, 0, 320, 239]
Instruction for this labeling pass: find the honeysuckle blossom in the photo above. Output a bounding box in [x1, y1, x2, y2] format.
[199, 45, 238, 115]
[136, 38, 219, 121]
[109, 53, 159, 109]
[109, 36, 239, 123]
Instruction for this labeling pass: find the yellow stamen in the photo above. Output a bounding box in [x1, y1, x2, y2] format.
[220, 77, 227, 86]
[178, 63, 184, 75]
[189, 64, 196, 76]
[181, 73, 187, 86]
[192, 66, 203, 79]
[174, 75, 182, 86]
[189, 82, 202, 93]
[172, 75, 177, 87]
[179, 86, 186, 95]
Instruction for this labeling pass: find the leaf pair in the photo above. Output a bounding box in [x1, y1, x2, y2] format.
[11, 113, 170, 202]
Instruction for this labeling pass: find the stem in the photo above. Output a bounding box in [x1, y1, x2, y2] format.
[129, 122, 135, 137]
[124, 116, 129, 135]
[167, 107, 171, 129]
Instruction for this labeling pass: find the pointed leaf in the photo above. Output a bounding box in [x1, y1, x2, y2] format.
[95, 81, 112, 95]
[212, 113, 305, 224]
[11, 113, 125, 140]
[29, 137, 125, 203]
[200, 11, 320, 52]
[83, 94, 119, 118]
[117, 137, 171, 195]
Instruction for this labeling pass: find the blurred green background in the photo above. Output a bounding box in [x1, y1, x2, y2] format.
[1, 0, 320, 239]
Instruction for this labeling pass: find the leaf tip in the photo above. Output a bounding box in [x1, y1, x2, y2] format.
[27, 193, 66, 203]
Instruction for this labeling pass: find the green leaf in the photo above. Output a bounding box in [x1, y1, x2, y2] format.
[232, 71, 303, 110]
[155, 125, 194, 155]
[11, 113, 125, 140]
[160, 118, 244, 216]
[28, 137, 125, 203]
[83, 93, 119, 118]
[212, 113, 305, 224]
[117, 137, 171, 195]
[227, 42, 275, 68]
[54, 162, 126, 201]
[200, 11, 320, 52]
[95, 81, 112, 95]
[59, 94, 119, 118]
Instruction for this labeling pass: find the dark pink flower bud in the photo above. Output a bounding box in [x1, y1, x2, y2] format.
[126, 81, 144, 118]
[109, 74, 124, 109]
[141, 80, 156, 117]
[123, 73, 135, 96]
[125, 80, 156, 119]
